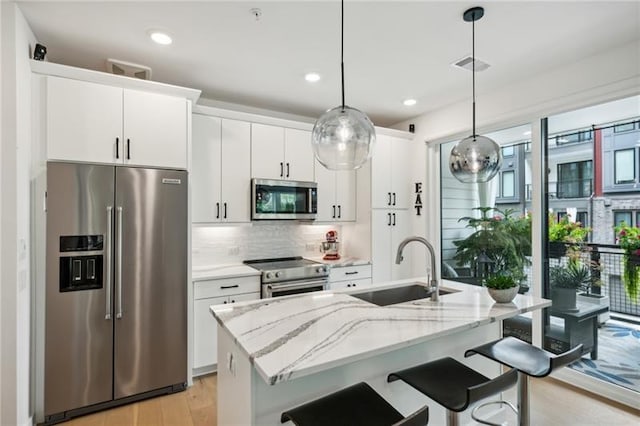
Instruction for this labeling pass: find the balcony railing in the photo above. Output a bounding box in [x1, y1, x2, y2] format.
[549, 243, 639, 317]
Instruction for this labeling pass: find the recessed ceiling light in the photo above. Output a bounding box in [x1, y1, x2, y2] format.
[149, 31, 172, 45]
[523, 130, 532, 136]
[403, 99, 417, 106]
[304, 72, 321, 83]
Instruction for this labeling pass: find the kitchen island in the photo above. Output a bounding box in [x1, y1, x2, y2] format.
[210, 279, 550, 425]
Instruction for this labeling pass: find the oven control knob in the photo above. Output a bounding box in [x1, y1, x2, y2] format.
[265, 272, 273, 279]
[275, 271, 282, 278]
[316, 267, 325, 273]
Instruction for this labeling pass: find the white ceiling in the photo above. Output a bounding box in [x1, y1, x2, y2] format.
[17, 1, 640, 127]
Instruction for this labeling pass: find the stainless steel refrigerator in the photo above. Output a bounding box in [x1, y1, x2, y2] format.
[45, 162, 187, 422]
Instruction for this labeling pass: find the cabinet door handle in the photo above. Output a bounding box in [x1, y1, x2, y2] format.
[338, 205, 341, 218]
[332, 205, 336, 219]
[126, 139, 131, 160]
[216, 202, 220, 219]
[286, 163, 290, 178]
[392, 192, 396, 206]
[220, 284, 239, 290]
[280, 162, 284, 177]
[345, 271, 359, 275]
[392, 213, 396, 226]
[223, 202, 227, 219]
[115, 137, 120, 159]
[387, 213, 391, 226]
[387, 192, 391, 206]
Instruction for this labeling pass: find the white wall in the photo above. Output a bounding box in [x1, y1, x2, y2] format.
[1, 3, 37, 425]
[395, 40, 640, 277]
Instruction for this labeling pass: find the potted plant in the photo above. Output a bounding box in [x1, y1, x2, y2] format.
[484, 274, 519, 303]
[453, 207, 531, 288]
[613, 221, 640, 302]
[548, 214, 590, 259]
[550, 262, 591, 312]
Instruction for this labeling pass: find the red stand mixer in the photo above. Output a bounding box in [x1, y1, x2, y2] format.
[321, 230, 341, 260]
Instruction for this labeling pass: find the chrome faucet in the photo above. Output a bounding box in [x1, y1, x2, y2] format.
[396, 236, 440, 302]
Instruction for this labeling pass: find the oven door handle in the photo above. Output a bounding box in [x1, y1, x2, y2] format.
[266, 280, 328, 292]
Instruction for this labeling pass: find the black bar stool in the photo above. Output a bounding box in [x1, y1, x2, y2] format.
[465, 336, 583, 426]
[280, 382, 429, 426]
[387, 357, 517, 426]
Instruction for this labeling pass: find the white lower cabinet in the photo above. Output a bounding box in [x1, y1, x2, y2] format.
[328, 264, 372, 290]
[193, 276, 260, 375]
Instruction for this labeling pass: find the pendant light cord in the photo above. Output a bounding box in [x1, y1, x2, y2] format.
[341, 0, 345, 110]
[472, 13, 476, 137]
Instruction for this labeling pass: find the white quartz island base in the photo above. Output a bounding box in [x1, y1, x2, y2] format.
[212, 279, 551, 425]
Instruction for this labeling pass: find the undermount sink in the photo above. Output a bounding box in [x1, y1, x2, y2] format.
[351, 283, 458, 306]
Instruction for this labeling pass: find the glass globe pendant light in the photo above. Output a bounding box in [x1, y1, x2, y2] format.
[449, 6, 502, 183]
[311, 0, 376, 171]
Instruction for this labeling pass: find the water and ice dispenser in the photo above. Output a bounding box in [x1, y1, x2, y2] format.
[59, 235, 104, 292]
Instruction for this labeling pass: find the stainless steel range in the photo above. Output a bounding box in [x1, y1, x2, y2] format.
[243, 256, 329, 298]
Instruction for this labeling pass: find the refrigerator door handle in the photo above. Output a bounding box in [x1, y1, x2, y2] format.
[105, 206, 113, 320]
[116, 206, 123, 319]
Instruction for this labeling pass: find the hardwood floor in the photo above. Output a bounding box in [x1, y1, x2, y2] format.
[66, 374, 638, 425]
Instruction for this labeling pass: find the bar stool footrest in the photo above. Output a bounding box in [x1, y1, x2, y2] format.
[471, 400, 518, 426]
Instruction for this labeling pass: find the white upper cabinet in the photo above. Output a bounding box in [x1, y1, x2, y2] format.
[284, 128, 315, 182]
[192, 114, 251, 223]
[371, 135, 411, 209]
[220, 119, 251, 222]
[192, 115, 222, 222]
[315, 160, 356, 222]
[46, 76, 189, 169]
[372, 209, 412, 283]
[47, 77, 123, 164]
[251, 123, 285, 179]
[251, 124, 314, 181]
[123, 89, 187, 169]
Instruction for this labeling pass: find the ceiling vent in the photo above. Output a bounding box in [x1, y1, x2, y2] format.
[452, 55, 490, 72]
[105, 59, 152, 80]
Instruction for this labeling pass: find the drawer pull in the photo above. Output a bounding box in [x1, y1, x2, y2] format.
[345, 271, 359, 275]
[220, 284, 240, 290]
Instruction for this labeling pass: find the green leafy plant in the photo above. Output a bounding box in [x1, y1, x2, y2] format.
[484, 274, 518, 290]
[550, 262, 591, 291]
[614, 221, 640, 301]
[548, 214, 590, 244]
[453, 207, 531, 283]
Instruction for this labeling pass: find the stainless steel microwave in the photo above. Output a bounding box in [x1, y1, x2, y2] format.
[251, 179, 317, 220]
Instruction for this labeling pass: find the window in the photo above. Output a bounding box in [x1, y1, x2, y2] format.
[614, 122, 635, 133]
[557, 160, 592, 198]
[501, 170, 515, 198]
[557, 211, 589, 227]
[614, 148, 636, 184]
[502, 146, 515, 157]
[553, 129, 592, 146]
[614, 211, 633, 227]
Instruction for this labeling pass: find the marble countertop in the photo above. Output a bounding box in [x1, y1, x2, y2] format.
[193, 257, 369, 281]
[308, 256, 371, 268]
[210, 279, 551, 385]
[192, 264, 260, 281]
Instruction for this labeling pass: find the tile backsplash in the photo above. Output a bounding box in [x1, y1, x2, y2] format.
[192, 223, 343, 267]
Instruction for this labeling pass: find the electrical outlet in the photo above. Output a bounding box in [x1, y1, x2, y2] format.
[228, 246, 240, 256]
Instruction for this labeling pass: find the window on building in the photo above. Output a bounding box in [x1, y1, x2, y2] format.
[553, 129, 592, 146]
[614, 122, 636, 133]
[557, 160, 592, 198]
[614, 148, 636, 184]
[501, 170, 515, 198]
[502, 146, 515, 157]
[557, 211, 589, 227]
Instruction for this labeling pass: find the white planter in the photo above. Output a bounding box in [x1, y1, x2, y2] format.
[577, 293, 610, 324]
[487, 286, 519, 303]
